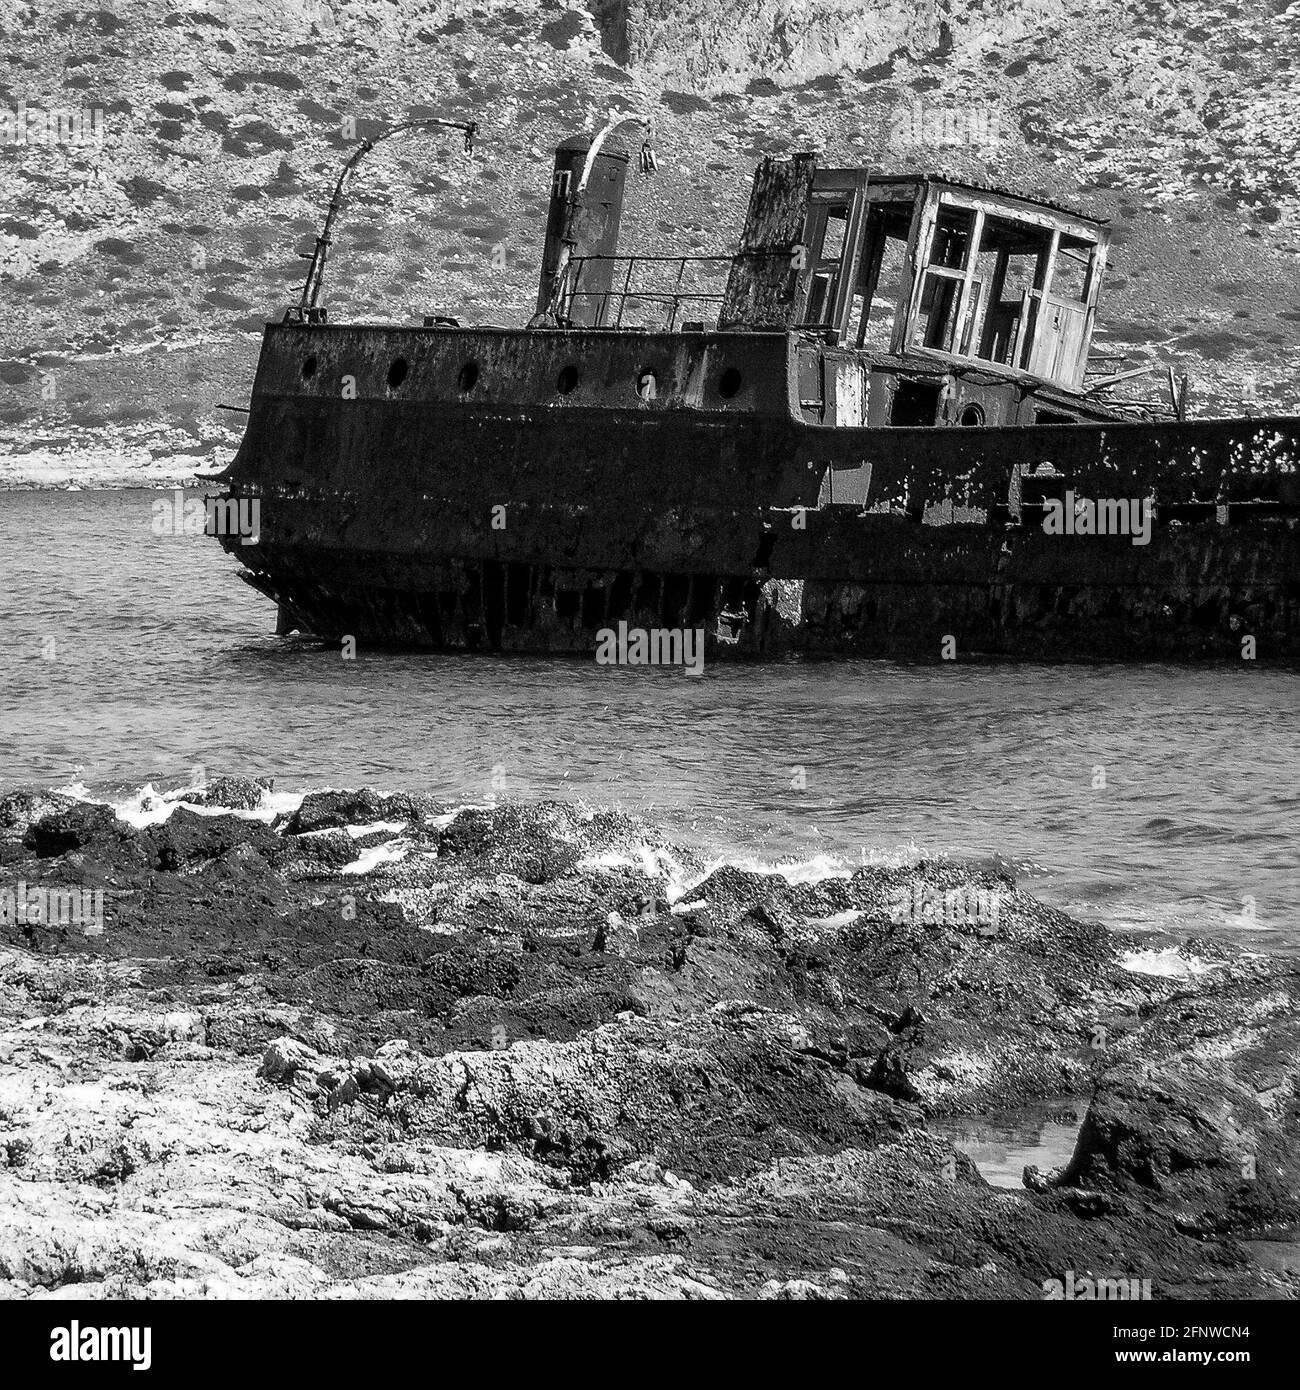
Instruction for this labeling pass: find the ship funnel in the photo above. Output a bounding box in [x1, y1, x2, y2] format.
[535, 134, 629, 327]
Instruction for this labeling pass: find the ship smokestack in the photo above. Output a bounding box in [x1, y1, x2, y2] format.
[536, 134, 629, 327]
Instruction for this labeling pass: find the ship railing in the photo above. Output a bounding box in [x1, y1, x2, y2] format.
[562, 254, 733, 331]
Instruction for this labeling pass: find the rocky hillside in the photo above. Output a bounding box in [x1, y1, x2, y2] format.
[1, 0, 1299, 484]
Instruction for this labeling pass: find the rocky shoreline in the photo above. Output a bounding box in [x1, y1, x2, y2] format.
[0, 781, 1296, 1299]
[0, 440, 231, 492]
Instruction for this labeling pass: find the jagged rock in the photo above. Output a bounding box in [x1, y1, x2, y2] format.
[281, 789, 437, 835]
[274, 828, 365, 877]
[147, 809, 279, 871]
[22, 803, 129, 858]
[592, 909, 640, 956]
[1053, 962, 1300, 1234]
[0, 791, 81, 840]
[316, 1011, 907, 1184]
[687, 864, 793, 924]
[204, 1006, 302, 1056]
[355, 1059, 398, 1098]
[161, 1011, 200, 1041]
[188, 776, 273, 811]
[198, 840, 290, 896]
[325, 1075, 360, 1111]
[260, 1035, 322, 1082]
[436, 805, 585, 885]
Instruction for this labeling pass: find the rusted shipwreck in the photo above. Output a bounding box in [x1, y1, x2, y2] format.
[214, 123, 1300, 658]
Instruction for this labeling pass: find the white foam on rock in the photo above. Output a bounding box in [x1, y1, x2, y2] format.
[684, 853, 856, 890]
[580, 850, 633, 870]
[344, 820, 408, 840]
[53, 780, 303, 827]
[1120, 947, 1228, 979]
[290, 820, 409, 840]
[804, 909, 865, 930]
[766, 854, 854, 884]
[583, 846, 899, 910]
[340, 840, 410, 876]
[577, 845, 694, 902]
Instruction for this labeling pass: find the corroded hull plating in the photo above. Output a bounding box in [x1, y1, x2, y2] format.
[217, 323, 1300, 659]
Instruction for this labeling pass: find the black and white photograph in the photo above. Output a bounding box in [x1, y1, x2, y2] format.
[0, 0, 1296, 1357]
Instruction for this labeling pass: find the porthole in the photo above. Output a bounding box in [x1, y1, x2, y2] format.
[959, 403, 984, 427]
[556, 364, 579, 395]
[387, 356, 409, 390]
[718, 366, 743, 399]
[636, 368, 658, 401]
[458, 361, 479, 392]
[301, 354, 317, 381]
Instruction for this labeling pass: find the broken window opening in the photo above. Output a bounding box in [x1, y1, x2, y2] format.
[800, 200, 852, 328]
[852, 202, 912, 351]
[912, 206, 975, 353]
[929, 208, 973, 269]
[1050, 240, 1091, 303]
[889, 379, 942, 427]
[981, 233, 1045, 368]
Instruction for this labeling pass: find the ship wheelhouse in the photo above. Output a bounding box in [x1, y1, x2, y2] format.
[717, 163, 1116, 429]
[788, 172, 1109, 394]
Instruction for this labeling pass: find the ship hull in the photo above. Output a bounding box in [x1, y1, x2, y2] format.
[234, 532, 1300, 661]
[217, 323, 1300, 661]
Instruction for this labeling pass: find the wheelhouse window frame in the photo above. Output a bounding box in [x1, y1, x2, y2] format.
[790, 169, 871, 340]
[892, 181, 1109, 392]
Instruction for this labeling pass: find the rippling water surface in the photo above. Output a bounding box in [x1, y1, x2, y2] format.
[1, 488, 1296, 950]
